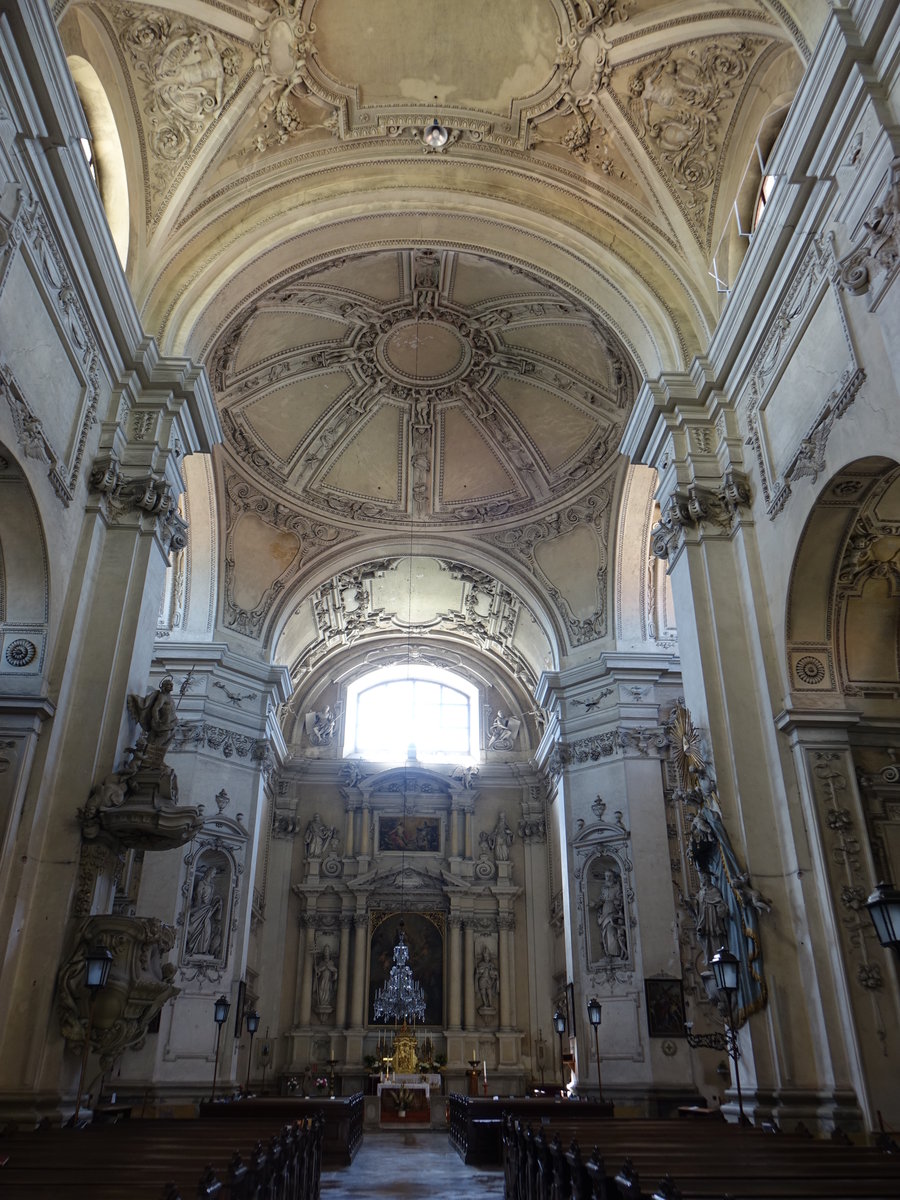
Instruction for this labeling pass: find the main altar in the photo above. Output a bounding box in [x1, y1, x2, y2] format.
[376, 1026, 441, 1122]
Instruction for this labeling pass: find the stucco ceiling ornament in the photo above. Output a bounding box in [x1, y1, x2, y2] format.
[251, 0, 339, 150]
[484, 479, 613, 647]
[215, 249, 631, 534]
[113, 7, 242, 205]
[620, 36, 759, 241]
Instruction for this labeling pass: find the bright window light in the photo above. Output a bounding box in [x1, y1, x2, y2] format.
[753, 173, 775, 232]
[343, 664, 479, 762]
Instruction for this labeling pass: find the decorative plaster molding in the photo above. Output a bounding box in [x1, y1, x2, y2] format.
[484, 480, 614, 646]
[746, 238, 864, 517]
[838, 157, 900, 309]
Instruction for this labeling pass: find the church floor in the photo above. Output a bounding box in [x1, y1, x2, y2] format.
[321, 1130, 504, 1198]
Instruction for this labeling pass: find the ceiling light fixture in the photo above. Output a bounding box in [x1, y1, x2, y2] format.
[423, 117, 449, 150]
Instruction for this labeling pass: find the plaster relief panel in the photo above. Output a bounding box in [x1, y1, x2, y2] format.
[745, 238, 865, 517]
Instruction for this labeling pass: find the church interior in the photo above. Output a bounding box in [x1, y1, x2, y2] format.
[1, 0, 899, 1166]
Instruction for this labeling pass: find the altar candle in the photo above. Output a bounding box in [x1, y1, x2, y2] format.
[483, 1060, 487, 1082]
[472, 1047, 476, 1060]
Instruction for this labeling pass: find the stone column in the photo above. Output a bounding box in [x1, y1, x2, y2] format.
[463, 921, 476, 1030]
[335, 915, 352, 1029]
[298, 917, 315, 1027]
[498, 916, 513, 1030]
[463, 809, 473, 859]
[448, 915, 463, 1029]
[360, 802, 371, 858]
[350, 913, 368, 1028]
[344, 805, 355, 858]
[450, 802, 461, 858]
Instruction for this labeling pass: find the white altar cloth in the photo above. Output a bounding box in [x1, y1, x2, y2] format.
[377, 1080, 431, 1100]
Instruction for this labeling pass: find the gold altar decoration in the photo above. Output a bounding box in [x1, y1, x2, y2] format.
[391, 1025, 419, 1073]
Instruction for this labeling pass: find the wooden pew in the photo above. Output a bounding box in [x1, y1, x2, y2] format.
[199, 1093, 362, 1167]
[501, 1115, 900, 1200]
[0, 1113, 324, 1200]
[449, 1094, 613, 1165]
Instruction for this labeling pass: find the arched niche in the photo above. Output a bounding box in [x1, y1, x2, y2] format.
[786, 456, 900, 716]
[0, 445, 50, 686]
[614, 463, 677, 650]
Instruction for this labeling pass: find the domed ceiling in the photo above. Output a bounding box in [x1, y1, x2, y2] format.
[58, 0, 806, 665]
[211, 248, 633, 530]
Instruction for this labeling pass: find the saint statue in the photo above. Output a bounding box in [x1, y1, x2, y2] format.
[305, 706, 336, 747]
[595, 868, 627, 959]
[126, 676, 178, 771]
[475, 944, 499, 1011]
[186, 867, 223, 957]
[488, 711, 520, 751]
[314, 945, 338, 1014]
[305, 812, 336, 859]
[488, 811, 514, 862]
[695, 870, 729, 962]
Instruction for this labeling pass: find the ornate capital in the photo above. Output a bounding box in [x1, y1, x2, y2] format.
[90, 452, 188, 556]
[651, 470, 752, 563]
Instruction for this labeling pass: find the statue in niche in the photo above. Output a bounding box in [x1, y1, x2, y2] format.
[305, 812, 336, 859]
[126, 676, 178, 770]
[694, 869, 730, 961]
[314, 945, 338, 1015]
[488, 812, 514, 862]
[594, 867, 628, 959]
[475, 944, 499, 1013]
[305, 706, 336, 746]
[488, 711, 520, 750]
[186, 866, 224, 957]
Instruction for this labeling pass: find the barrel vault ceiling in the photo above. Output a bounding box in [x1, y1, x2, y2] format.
[58, 0, 805, 677]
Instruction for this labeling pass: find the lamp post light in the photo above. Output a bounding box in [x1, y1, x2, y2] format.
[586, 997, 603, 1102]
[866, 881, 900, 958]
[710, 946, 746, 1125]
[244, 1009, 260, 1092]
[553, 1008, 567, 1093]
[73, 945, 113, 1124]
[210, 993, 231, 1102]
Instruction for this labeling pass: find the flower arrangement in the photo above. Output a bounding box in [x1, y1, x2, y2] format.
[286, 1077, 299, 1093]
[392, 1085, 416, 1113]
[315, 1075, 329, 1093]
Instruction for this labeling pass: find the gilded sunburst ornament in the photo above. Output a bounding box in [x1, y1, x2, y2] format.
[669, 702, 704, 792]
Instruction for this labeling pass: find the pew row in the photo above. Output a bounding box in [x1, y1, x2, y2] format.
[501, 1115, 900, 1200]
[0, 1112, 323, 1199]
[198, 1093, 363, 1166]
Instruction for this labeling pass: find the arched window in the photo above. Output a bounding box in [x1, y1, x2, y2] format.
[343, 664, 479, 762]
[67, 56, 130, 267]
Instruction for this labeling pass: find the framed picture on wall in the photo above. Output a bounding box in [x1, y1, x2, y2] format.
[377, 814, 441, 852]
[644, 977, 686, 1037]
